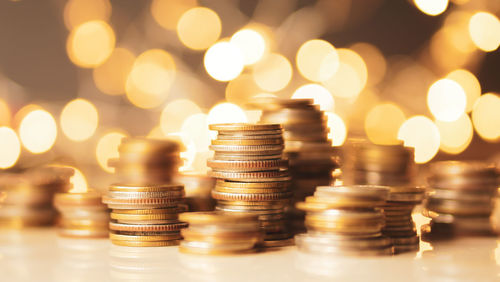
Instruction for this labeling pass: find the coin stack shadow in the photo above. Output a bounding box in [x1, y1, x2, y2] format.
[103, 137, 188, 247]
[0, 166, 74, 227]
[54, 189, 109, 238]
[179, 211, 262, 254]
[250, 98, 340, 234]
[342, 139, 423, 253]
[423, 161, 499, 238]
[295, 185, 393, 256]
[207, 123, 293, 247]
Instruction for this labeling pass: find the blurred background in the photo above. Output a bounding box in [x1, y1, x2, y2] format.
[0, 0, 498, 190]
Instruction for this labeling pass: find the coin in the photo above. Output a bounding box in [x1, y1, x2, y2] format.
[110, 232, 181, 242]
[179, 211, 259, 224]
[208, 170, 291, 182]
[109, 222, 188, 232]
[209, 123, 281, 131]
[111, 240, 181, 247]
[109, 183, 184, 192]
[207, 159, 288, 172]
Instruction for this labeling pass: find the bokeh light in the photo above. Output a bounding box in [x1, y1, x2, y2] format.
[177, 7, 221, 50]
[325, 112, 347, 146]
[471, 93, 500, 141]
[350, 42, 386, 86]
[436, 113, 473, 154]
[468, 12, 500, 52]
[181, 113, 211, 152]
[0, 127, 21, 169]
[322, 48, 367, 99]
[446, 69, 481, 113]
[427, 79, 466, 122]
[398, 116, 440, 164]
[0, 98, 11, 126]
[365, 103, 406, 145]
[296, 39, 339, 82]
[252, 53, 292, 92]
[204, 42, 244, 82]
[63, 0, 111, 30]
[13, 104, 43, 128]
[96, 131, 128, 173]
[151, 0, 197, 30]
[19, 109, 57, 154]
[225, 74, 261, 105]
[60, 99, 98, 142]
[207, 103, 248, 126]
[68, 167, 88, 193]
[125, 49, 176, 108]
[413, 0, 448, 16]
[66, 20, 115, 68]
[93, 47, 135, 95]
[230, 29, 267, 65]
[292, 84, 334, 111]
[160, 99, 201, 135]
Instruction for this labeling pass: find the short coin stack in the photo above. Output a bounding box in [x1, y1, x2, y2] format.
[103, 137, 187, 247]
[179, 211, 262, 255]
[383, 186, 425, 253]
[250, 98, 339, 233]
[423, 161, 499, 236]
[342, 139, 414, 186]
[0, 166, 74, 227]
[207, 123, 293, 247]
[54, 190, 109, 238]
[295, 185, 393, 256]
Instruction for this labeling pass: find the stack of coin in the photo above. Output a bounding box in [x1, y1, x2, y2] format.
[175, 173, 216, 212]
[423, 161, 499, 236]
[0, 166, 74, 227]
[178, 211, 262, 255]
[103, 183, 187, 247]
[54, 190, 109, 238]
[249, 98, 339, 233]
[342, 139, 415, 186]
[382, 186, 425, 253]
[108, 137, 182, 184]
[207, 123, 293, 247]
[295, 185, 393, 256]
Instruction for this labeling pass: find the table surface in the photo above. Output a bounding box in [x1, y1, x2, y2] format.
[1, 214, 499, 282]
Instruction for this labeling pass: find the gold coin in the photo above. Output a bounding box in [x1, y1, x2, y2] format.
[207, 159, 288, 172]
[212, 139, 283, 146]
[111, 239, 181, 247]
[211, 190, 292, 201]
[213, 153, 283, 161]
[109, 183, 184, 192]
[54, 191, 104, 206]
[209, 123, 281, 131]
[111, 208, 180, 214]
[179, 245, 257, 255]
[217, 134, 283, 140]
[214, 186, 289, 194]
[110, 232, 181, 242]
[215, 180, 289, 189]
[109, 222, 187, 232]
[110, 212, 178, 221]
[179, 211, 258, 224]
[208, 170, 291, 182]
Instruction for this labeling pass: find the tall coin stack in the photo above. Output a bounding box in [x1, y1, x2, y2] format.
[179, 211, 262, 255]
[207, 123, 293, 247]
[250, 98, 339, 233]
[103, 137, 188, 247]
[423, 161, 499, 237]
[342, 139, 423, 252]
[0, 166, 74, 228]
[295, 185, 392, 256]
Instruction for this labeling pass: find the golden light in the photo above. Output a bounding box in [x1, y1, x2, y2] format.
[160, 99, 201, 135]
[471, 93, 500, 141]
[66, 20, 115, 68]
[19, 109, 57, 154]
[350, 42, 386, 86]
[252, 53, 292, 92]
[147, 126, 166, 139]
[325, 112, 347, 146]
[60, 99, 98, 142]
[292, 84, 334, 111]
[96, 131, 128, 173]
[177, 7, 221, 50]
[427, 79, 466, 122]
[63, 0, 111, 30]
[413, 0, 448, 16]
[0, 98, 11, 126]
[446, 69, 481, 113]
[225, 74, 261, 105]
[151, 0, 197, 30]
[398, 116, 440, 164]
[181, 113, 211, 152]
[468, 12, 500, 52]
[207, 102, 248, 126]
[322, 48, 367, 99]
[0, 127, 21, 169]
[204, 42, 244, 81]
[93, 47, 135, 95]
[125, 49, 176, 108]
[365, 103, 406, 145]
[296, 39, 339, 82]
[230, 29, 267, 65]
[436, 113, 473, 154]
[13, 104, 42, 128]
[69, 167, 88, 193]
